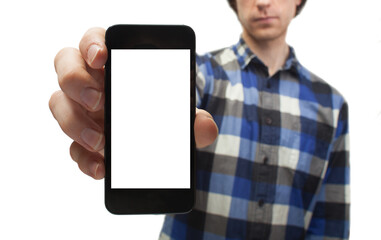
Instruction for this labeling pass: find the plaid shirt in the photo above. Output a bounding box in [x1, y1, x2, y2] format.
[160, 38, 350, 240]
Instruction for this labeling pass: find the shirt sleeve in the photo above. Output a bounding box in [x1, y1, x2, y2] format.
[195, 54, 213, 109]
[306, 102, 350, 239]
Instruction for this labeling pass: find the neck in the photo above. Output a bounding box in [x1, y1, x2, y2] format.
[242, 30, 289, 77]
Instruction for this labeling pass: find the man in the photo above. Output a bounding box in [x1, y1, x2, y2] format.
[50, 0, 350, 239]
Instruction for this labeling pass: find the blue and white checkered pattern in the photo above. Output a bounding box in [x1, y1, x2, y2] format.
[160, 38, 350, 240]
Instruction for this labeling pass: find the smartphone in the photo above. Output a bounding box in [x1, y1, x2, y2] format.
[104, 25, 196, 214]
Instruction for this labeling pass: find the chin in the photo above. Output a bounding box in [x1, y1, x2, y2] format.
[247, 26, 286, 42]
[250, 31, 279, 42]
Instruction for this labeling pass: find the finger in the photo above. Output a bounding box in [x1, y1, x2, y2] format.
[70, 141, 105, 180]
[54, 47, 104, 112]
[88, 108, 104, 127]
[79, 27, 107, 69]
[195, 108, 219, 148]
[49, 90, 105, 153]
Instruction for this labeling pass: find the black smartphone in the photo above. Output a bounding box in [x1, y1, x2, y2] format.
[104, 25, 196, 214]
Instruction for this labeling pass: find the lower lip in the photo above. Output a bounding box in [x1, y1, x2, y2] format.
[255, 17, 277, 24]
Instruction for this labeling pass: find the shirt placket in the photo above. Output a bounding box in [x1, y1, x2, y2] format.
[250, 72, 277, 239]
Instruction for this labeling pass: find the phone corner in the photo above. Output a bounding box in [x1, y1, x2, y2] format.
[104, 198, 120, 215]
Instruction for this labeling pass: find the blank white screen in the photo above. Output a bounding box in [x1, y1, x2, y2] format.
[111, 49, 190, 189]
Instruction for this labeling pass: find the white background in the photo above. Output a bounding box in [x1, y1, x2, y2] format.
[0, 0, 380, 239]
[111, 50, 190, 189]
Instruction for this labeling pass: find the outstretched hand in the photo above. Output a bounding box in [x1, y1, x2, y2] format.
[49, 27, 218, 179]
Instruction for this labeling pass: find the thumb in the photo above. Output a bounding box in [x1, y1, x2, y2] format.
[195, 108, 218, 148]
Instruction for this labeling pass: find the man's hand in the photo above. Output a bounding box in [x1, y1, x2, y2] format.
[49, 27, 218, 180]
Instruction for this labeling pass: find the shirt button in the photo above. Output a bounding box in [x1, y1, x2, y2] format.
[265, 117, 272, 125]
[258, 199, 265, 207]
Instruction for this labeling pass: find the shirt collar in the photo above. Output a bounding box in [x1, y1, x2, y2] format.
[233, 37, 300, 73]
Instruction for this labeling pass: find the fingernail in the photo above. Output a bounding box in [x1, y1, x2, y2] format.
[80, 88, 102, 110]
[90, 162, 99, 178]
[81, 128, 104, 151]
[87, 44, 101, 65]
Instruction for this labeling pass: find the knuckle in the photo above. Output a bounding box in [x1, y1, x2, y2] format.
[49, 90, 59, 109]
[52, 99, 79, 136]
[59, 109, 77, 134]
[75, 149, 91, 176]
[54, 47, 76, 72]
[58, 66, 83, 89]
[69, 141, 79, 162]
[49, 90, 63, 117]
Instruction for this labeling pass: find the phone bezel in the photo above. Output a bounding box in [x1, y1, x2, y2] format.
[104, 24, 196, 214]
